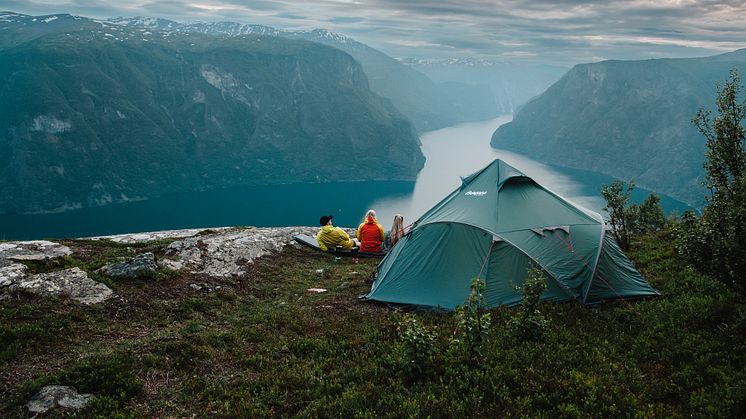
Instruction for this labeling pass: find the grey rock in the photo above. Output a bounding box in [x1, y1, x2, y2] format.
[5, 267, 113, 304]
[0, 263, 27, 288]
[27, 385, 92, 413]
[160, 226, 321, 277]
[0, 240, 71, 263]
[86, 227, 234, 243]
[97, 252, 157, 279]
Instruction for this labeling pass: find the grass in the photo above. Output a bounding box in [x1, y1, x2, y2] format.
[1, 231, 744, 417]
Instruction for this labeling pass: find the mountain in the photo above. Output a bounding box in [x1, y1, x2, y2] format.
[401, 58, 567, 113]
[491, 50, 746, 205]
[109, 17, 499, 131]
[0, 12, 424, 214]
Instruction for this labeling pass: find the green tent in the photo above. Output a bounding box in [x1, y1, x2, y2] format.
[366, 159, 658, 309]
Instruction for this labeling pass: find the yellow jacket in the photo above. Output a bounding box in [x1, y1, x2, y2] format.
[316, 225, 354, 251]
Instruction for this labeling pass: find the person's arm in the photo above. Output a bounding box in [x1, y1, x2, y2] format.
[378, 223, 385, 241]
[316, 231, 328, 251]
[357, 224, 363, 241]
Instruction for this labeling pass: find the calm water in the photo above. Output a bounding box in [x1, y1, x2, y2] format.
[0, 115, 688, 240]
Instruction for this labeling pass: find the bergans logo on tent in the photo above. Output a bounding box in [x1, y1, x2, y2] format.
[465, 191, 488, 196]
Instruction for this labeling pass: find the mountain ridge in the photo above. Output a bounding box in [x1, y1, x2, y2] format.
[107, 15, 500, 131]
[0, 13, 425, 214]
[491, 49, 746, 205]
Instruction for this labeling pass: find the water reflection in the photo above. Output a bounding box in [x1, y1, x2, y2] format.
[371, 115, 604, 226]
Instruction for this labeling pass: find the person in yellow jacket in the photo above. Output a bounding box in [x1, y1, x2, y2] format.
[316, 215, 360, 251]
[357, 209, 385, 253]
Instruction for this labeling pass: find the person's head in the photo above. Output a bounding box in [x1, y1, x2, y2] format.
[392, 214, 404, 229]
[390, 214, 405, 245]
[319, 215, 333, 226]
[364, 209, 376, 221]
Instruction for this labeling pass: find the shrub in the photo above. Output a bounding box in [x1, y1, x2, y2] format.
[510, 267, 548, 341]
[396, 313, 438, 378]
[602, 180, 666, 250]
[451, 278, 491, 362]
[676, 69, 746, 295]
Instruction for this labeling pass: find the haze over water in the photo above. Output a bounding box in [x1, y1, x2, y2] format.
[371, 115, 606, 226]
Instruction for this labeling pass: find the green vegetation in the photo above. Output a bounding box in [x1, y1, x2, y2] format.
[451, 278, 491, 361]
[677, 69, 746, 295]
[602, 180, 666, 250]
[2, 233, 744, 416]
[508, 267, 548, 341]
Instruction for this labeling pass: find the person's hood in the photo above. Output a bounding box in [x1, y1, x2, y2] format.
[321, 225, 336, 232]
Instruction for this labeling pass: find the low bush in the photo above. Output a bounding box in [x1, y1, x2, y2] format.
[451, 277, 491, 362]
[396, 313, 438, 378]
[509, 267, 548, 341]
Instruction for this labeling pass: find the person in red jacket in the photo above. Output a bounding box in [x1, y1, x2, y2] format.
[356, 209, 385, 253]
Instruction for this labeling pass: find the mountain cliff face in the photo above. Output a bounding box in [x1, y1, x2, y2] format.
[491, 50, 746, 205]
[108, 17, 499, 131]
[0, 13, 424, 214]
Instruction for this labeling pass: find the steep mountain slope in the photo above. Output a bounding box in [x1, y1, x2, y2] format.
[109, 17, 499, 131]
[0, 13, 424, 214]
[402, 58, 567, 114]
[491, 50, 746, 205]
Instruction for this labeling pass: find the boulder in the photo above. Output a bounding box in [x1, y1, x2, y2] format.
[27, 385, 92, 414]
[6, 267, 113, 304]
[97, 252, 157, 279]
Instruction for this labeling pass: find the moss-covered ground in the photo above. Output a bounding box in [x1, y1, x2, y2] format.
[1, 231, 744, 417]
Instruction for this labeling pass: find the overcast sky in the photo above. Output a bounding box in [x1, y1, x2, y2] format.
[2, 0, 746, 66]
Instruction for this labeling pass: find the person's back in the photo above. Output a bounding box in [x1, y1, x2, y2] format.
[316, 215, 356, 251]
[388, 214, 406, 248]
[357, 210, 385, 253]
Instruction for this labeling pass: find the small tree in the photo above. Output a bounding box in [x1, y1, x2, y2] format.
[451, 278, 491, 362]
[601, 180, 636, 250]
[510, 267, 548, 341]
[397, 313, 438, 378]
[602, 180, 666, 250]
[677, 69, 746, 295]
[635, 193, 667, 234]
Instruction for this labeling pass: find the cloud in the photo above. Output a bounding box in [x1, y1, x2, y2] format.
[1, 0, 745, 66]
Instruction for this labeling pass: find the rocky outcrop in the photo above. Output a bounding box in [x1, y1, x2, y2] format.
[0, 241, 113, 304]
[2, 226, 349, 302]
[88, 227, 234, 244]
[97, 252, 157, 279]
[27, 385, 92, 414]
[0, 241, 71, 266]
[159, 227, 320, 277]
[3, 267, 113, 304]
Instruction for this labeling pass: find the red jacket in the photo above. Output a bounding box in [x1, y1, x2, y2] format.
[357, 217, 385, 253]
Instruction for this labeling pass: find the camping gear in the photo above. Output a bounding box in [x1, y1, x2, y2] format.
[365, 159, 659, 309]
[294, 234, 386, 258]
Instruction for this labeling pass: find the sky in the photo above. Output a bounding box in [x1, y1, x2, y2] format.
[2, 0, 746, 66]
